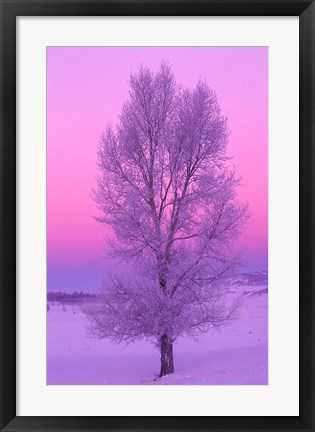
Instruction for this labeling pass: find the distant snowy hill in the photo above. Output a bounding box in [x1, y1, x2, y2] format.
[224, 271, 268, 298]
[227, 270, 268, 286]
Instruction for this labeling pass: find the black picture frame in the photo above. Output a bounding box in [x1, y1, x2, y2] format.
[0, 0, 314, 430]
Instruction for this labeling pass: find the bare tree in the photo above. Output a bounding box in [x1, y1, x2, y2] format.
[85, 62, 249, 377]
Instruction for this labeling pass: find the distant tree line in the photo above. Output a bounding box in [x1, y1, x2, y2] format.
[47, 291, 97, 303]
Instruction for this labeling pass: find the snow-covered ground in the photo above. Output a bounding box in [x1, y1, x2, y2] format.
[47, 272, 268, 385]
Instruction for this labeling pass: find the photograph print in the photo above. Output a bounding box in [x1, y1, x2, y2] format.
[47, 47, 268, 385]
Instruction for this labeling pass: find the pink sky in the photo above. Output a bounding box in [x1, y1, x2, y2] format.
[47, 47, 268, 292]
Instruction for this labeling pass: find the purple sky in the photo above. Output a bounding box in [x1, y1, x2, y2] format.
[47, 47, 268, 293]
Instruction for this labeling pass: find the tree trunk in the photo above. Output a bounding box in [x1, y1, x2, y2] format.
[159, 334, 174, 377]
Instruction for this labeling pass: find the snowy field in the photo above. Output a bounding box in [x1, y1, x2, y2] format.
[47, 272, 268, 385]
